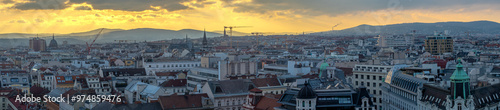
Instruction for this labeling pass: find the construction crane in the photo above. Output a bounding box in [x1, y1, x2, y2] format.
[224, 26, 251, 48]
[251, 32, 273, 46]
[86, 28, 104, 54]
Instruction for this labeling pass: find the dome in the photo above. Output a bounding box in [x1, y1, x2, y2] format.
[297, 81, 317, 99]
[49, 35, 58, 48]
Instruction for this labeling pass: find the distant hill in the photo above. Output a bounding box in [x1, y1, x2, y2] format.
[311, 20, 500, 36]
[0, 28, 228, 47]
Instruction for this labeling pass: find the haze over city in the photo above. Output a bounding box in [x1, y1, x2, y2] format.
[1, 0, 500, 34]
[2, 0, 500, 110]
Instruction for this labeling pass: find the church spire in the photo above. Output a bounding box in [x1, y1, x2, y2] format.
[202, 28, 208, 46]
[53, 33, 55, 39]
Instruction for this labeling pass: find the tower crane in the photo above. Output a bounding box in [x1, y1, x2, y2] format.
[86, 28, 104, 54]
[224, 26, 251, 48]
[251, 32, 273, 46]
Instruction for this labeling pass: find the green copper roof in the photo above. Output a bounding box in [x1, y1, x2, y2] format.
[450, 61, 470, 80]
[319, 61, 329, 77]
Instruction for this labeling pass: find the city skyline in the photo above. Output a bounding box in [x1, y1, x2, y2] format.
[1, 0, 500, 34]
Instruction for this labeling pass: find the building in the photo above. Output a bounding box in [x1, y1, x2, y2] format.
[202, 79, 255, 110]
[187, 67, 219, 91]
[351, 64, 394, 109]
[159, 79, 188, 95]
[48, 35, 58, 49]
[242, 88, 283, 110]
[0, 88, 27, 110]
[424, 33, 453, 55]
[143, 58, 200, 75]
[29, 37, 46, 51]
[417, 61, 500, 110]
[219, 60, 258, 80]
[381, 65, 427, 110]
[157, 93, 213, 110]
[276, 81, 375, 110]
[250, 78, 287, 95]
[0, 70, 30, 93]
[377, 34, 414, 47]
[124, 81, 166, 104]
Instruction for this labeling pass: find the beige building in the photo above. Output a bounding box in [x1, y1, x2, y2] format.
[424, 34, 453, 55]
[351, 64, 393, 110]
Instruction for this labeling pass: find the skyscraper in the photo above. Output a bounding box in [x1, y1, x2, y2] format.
[29, 36, 46, 51]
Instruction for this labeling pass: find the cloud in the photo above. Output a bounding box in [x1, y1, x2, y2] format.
[17, 20, 26, 23]
[2, 0, 14, 4]
[12, 0, 69, 10]
[223, 0, 500, 16]
[10, 0, 192, 11]
[68, 0, 190, 11]
[35, 18, 44, 22]
[74, 5, 92, 10]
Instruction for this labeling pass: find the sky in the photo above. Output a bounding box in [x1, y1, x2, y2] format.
[1, 0, 500, 34]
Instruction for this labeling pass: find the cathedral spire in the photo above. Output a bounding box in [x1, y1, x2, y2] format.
[202, 28, 208, 46]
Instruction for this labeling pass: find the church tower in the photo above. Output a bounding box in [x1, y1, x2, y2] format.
[450, 60, 470, 100]
[447, 59, 474, 110]
[202, 28, 208, 47]
[296, 81, 317, 110]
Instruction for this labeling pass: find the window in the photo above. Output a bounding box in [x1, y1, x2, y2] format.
[367, 83, 370, 87]
[227, 100, 229, 106]
[379, 76, 382, 80]
[355, 81, 358, 85]
[361, 82, 364, 86]
[367, 75, 370, 79]
[373, 76, 376, 80]
[373, 83, 376, 87]
[355, 74, 358, 78]
[302, 101, 305, 107]
[361, 75, 364, 79]
[309, 101, 311, 107]
[218, 101, 221, 106]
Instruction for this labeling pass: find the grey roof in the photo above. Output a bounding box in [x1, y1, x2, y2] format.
[206, 79, 255, 96]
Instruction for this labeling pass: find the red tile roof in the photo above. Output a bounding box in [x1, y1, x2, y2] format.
[160, 79, 187, 87]
[255, 94, 282, 110]
[250, 78, 282, 87]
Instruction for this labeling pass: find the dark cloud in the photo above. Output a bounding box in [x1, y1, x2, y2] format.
[13, 0, 69, 10]
[224, 0, 500, 16]
[11, 0, 191, 11]
[68, 0, 190, 11]
[2, 0, 14, 4]
[17, 20, 26, 23]
[95, 14, 101, 17]
[34, 18, 44, 22]
[74, 5, 92, 10]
